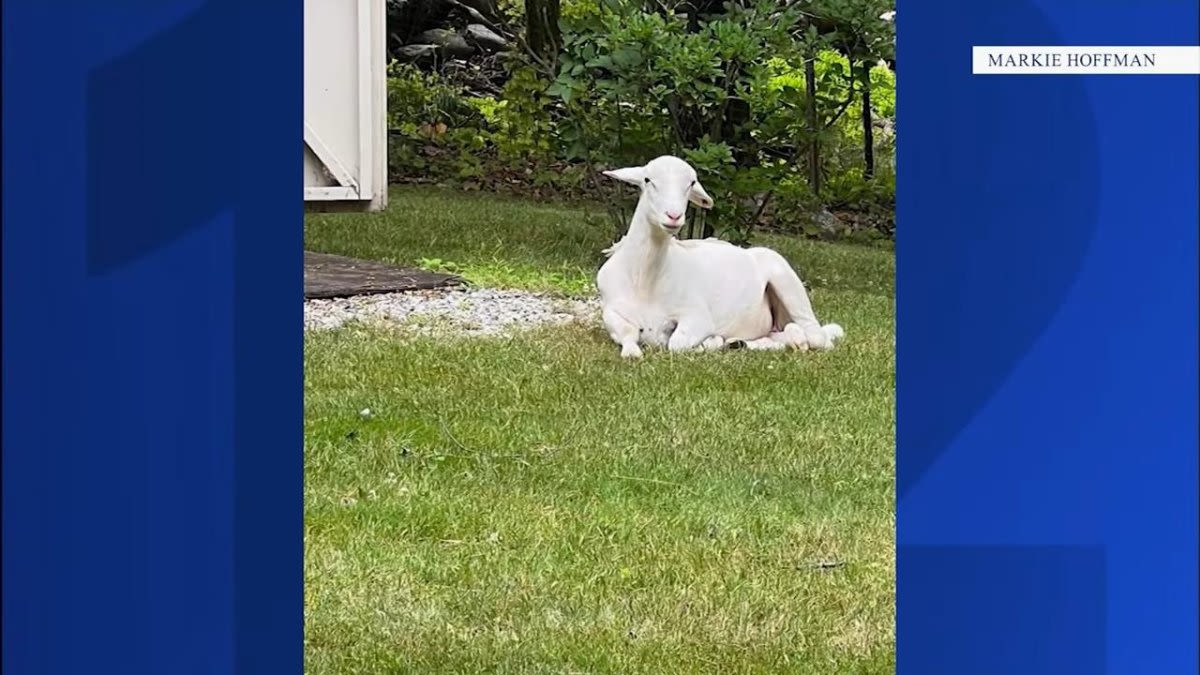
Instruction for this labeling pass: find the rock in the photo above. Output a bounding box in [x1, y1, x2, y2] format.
[413, 28, 456, 45]
[465, 24, 507, 51]
[457, 0, 501, 20]
[396, 44, 438, 62]
[304, 287, 599, 334]
[411, 28, 476, 58]
[811, 208, 846, 236]
[440, 35, 475, 59]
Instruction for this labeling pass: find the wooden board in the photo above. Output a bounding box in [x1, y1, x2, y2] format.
[304, 251, 461, 299]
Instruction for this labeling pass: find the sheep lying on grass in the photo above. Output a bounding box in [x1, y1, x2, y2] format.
[597, 155, 844, 359]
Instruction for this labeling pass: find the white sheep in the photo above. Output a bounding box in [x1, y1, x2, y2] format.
[596, 155, 844, 359]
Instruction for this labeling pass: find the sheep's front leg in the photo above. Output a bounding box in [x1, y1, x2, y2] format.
[603, 306, 643, 359]
[667, 316, 723, 353]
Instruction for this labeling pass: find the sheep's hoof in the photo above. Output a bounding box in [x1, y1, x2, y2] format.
[726, 339, 747, 350]
[783, 324, 812, 351]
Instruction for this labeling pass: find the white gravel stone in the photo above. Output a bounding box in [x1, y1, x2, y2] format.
[304, 287, 600, 335]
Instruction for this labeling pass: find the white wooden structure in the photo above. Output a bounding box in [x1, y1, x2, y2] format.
[304, 0, 388, 211]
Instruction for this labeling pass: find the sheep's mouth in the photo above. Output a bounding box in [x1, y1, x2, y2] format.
[662, 223, 683, 233]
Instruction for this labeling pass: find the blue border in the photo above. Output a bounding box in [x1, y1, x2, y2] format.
[5, 0, 1198, 672]
[898, 1, 1198, 672]
[3, 3, 303, 673]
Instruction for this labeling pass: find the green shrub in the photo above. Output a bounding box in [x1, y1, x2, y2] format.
[383, 0, 896, 242]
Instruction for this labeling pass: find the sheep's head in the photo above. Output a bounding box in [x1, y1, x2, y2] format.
[603, 156, 714, 235]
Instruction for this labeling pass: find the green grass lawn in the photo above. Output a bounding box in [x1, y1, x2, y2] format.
[304, 186, 896, 674]
[306, 186, 893, 299]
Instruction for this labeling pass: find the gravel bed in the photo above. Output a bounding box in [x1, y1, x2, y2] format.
[305, 287, 600, 335]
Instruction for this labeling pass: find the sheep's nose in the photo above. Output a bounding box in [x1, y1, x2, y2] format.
[665, 211, 683, 223]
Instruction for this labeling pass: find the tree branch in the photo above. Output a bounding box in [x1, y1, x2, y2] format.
[821, 60, 857, 130]
[747, 190, 774, 229]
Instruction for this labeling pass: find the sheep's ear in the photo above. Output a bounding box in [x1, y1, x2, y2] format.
[689, 180, 714, 209]
[602, 166, 646, 186]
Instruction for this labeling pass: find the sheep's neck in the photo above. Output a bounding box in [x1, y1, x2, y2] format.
[622, 200, 673, 291]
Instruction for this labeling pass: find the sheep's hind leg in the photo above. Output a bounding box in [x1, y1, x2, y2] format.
[775, 323, 846, 351]
[776, 323, 819, 351]
[743, 335, 788, 351]
[755, 248, 844, 351]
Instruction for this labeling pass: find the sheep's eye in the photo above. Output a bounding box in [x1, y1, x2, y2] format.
[690, 180, 696, 186]
[644, 177, 651, 184]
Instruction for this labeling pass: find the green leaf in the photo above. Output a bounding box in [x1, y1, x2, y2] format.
[611, 46, 642, 68]
[587, 55, 614, 69]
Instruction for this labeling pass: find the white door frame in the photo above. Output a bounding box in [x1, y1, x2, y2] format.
[303, 0, 387, 211]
